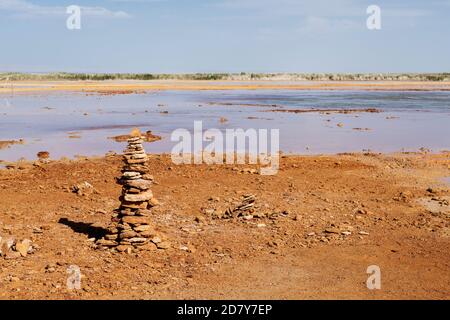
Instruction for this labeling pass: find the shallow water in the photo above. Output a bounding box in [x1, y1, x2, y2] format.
[442, 177, 450, 186]
[0, 90, 449, 162]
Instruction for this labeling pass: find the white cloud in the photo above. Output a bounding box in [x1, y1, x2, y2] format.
[213, 0, 434, 37]
[215, 0, 362, 17]
[108, 0, 164, 2]
[297, 16, 359, 35]
[215, 0, 431, 18]
[0, 0, 131, 18]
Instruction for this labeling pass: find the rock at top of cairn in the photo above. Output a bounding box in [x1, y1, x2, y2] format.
[96, 129, 164, 252]
[130, 127, 141, 137]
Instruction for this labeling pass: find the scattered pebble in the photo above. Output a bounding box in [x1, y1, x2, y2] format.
[257, 223, 266, 228]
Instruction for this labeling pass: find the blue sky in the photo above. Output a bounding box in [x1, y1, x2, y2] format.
[1, 0, 449, 73]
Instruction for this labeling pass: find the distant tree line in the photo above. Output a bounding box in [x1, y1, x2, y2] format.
[1, 72, 449, 81]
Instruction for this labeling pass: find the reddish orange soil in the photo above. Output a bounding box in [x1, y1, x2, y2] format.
[108, 131, 162, 143]
[0, 140, 25, 150]
[0, 153, 449, 299]
[266, 108, 381, 114]
[1, 80, 450, 95]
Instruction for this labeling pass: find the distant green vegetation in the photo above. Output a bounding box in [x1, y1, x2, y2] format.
[0, 72, 234, 81]
[1, 72, 449, 81]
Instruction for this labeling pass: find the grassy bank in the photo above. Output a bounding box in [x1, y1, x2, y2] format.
[1, 72, 450, 82]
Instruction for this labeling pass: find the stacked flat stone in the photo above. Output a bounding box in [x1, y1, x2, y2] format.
[98, 136, 156, 251]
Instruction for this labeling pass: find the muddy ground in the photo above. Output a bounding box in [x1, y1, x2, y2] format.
[1, 79, 450, 95]
[0, 152, 449, 299]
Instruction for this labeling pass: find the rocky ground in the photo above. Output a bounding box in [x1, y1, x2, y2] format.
[0, 152, 449, 299]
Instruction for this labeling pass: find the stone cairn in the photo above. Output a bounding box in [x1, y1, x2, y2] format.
[97, 132, 159, 252]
